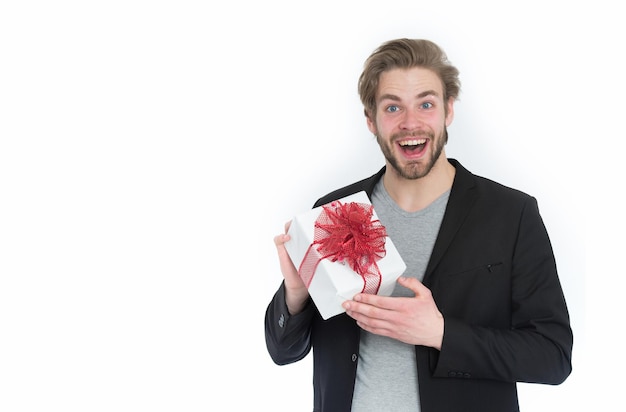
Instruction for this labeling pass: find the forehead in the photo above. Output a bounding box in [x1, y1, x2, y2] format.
[377, 67, 444, 100]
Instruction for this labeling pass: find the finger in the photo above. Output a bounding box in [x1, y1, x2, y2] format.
[345, 295, 398, 318]
[351, 292, 402, 311]
[397, 276, 431, 297]
[274, 233, 291, 247]
[343, 300, 381, 321]
[343, 302, 395, 334]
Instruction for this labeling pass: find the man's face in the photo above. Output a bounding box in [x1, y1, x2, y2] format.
[367, 67, 454, 180]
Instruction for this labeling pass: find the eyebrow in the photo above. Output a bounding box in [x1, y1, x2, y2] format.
[417, 90, 441, 99]
[378, 90, 441, 102]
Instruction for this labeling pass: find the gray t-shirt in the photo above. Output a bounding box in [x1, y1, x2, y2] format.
[351, 179, 449, 412]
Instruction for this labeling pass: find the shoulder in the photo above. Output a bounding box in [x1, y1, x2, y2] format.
[312, 167, 386, 207]
[451, 159, 535, 204]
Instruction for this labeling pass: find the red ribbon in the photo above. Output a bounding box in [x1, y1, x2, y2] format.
[298, 200, 387, 294]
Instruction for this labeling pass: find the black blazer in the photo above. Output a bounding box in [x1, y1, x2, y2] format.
[265, 159, 573, 412]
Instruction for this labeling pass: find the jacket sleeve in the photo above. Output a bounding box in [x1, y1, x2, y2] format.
[264, 281, 315, 365]
[432, 196, 573, 385]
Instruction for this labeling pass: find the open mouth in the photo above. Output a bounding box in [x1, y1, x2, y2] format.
[398, 138, 427, 156]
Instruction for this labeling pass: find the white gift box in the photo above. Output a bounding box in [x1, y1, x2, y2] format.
[285, 191, 407, 320]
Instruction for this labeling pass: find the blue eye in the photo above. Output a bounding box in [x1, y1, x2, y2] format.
[386, 105, 399, 113]
[421, 102, 433, 109]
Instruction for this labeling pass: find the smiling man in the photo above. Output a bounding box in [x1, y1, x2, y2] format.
[265, 38, 573, 412]
[369, 66, 456, 212]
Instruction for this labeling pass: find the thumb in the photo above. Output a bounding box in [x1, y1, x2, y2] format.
[397, 276, 430, 296]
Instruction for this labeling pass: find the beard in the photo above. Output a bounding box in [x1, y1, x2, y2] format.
[376, 127, 447, 180]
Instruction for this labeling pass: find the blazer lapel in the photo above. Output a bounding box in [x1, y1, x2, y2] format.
[423, 159, 478, 284]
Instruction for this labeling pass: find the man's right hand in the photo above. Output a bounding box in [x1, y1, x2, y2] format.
[274, 221, 309, 315]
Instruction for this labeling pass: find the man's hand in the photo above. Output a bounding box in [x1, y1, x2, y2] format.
[342, 276, 444, 350]
[274, 221, 309, 315]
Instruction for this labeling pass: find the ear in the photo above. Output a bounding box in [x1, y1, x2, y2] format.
[445, 97, 455, 127]
[365, 110, 377, 135]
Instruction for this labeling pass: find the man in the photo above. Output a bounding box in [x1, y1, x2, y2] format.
[265, 38, 573, 411]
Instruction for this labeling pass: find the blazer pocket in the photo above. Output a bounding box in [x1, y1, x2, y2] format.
[446, 261, 504, 277]
[434, 261, 511, 326]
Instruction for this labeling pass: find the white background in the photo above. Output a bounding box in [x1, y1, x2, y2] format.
[0, 1, 622, 411]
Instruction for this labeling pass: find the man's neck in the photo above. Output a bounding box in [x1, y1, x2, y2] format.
[383, 156, 456, 213]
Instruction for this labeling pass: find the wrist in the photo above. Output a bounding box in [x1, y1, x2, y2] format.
[285, 286, 309, 315]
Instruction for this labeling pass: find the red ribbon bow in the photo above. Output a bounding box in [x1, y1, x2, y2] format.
[298, 201, 387, 294]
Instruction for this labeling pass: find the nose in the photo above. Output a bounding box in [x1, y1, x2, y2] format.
[399, 109, 424, 131]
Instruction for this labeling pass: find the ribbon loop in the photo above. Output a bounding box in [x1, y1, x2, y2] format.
[298, 201, 387, 294]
